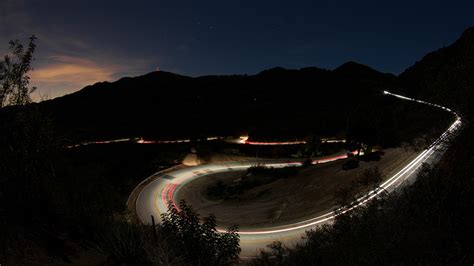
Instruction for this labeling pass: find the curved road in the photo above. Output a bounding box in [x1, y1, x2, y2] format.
[134, 91, 462, 258]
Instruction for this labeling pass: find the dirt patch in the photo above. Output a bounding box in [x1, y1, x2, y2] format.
[176, 148, 417, 228]
[205, 165, 299, 200]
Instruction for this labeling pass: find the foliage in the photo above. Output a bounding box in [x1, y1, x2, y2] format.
[96, 221, 184, 265]
[0, 37, 69, 263]
[399, 27, 474, 116]
[2, 27, 473, 264]
[161, 200, 241, 265]
[0, 36, 37, 107]
[252, 125, 474, 265]
[97, 202, 242, 265]
[0, 107, 58, 228]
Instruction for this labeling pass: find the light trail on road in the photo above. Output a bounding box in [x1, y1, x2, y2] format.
[67, 135, 346, 148]
[133, 90, 461, 257]
[232, 135, 346, 145]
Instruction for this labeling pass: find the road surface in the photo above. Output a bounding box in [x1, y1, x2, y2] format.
[134, 90, 462, 258]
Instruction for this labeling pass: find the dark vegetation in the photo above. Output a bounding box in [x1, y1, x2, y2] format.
[64, 143, 188, 204]
[160, 200, 240, 265]
[0, 110, 240, 264]
[252, 135, 473, 265]
[207, 165, 300, 200]
[0, 37, 240, 265]
[252, 26, 474, 265]
[1, 26, 473, 264]
[398, 27, 474, 117]
[96, 201, 240, 265]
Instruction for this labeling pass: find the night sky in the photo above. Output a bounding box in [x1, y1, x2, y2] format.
[1, 0, 473, 100]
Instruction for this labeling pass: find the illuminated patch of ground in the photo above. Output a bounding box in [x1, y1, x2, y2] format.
[176, 148, 417, 228]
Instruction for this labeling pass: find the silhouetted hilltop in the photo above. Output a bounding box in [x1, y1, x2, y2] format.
[38, 63, 399, 141]
[399, 27, 474, 116]
[35, 59, 450, 145]
[249, 28, 474, 264]
[336, 61, 394, 78]
[335, 61, 377, 75]
[335, 61, 396, 87]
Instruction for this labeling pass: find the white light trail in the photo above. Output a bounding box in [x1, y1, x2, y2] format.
[136, 90, 461, 237]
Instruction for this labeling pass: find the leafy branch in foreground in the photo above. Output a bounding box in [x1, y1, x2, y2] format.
[0, 35, 37, 108]
[161, 200, 241, 266]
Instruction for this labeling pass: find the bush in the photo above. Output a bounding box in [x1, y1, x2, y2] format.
[96, 200, 241, 265]
[161, 200, 241, 265]
[252, 124, 474, 265]
[96, 221, 184, 265]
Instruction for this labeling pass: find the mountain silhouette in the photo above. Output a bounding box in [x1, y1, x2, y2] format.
[37, 25, 474, 143]
[398, 27, 474, 116]
[38, 63, 393, 141]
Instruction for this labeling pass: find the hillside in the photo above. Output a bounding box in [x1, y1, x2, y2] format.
[37, 62, 452, 148]
[38, 64, 393, 141]
[398, 27, 474, 117]
[251, 26, 474, 266]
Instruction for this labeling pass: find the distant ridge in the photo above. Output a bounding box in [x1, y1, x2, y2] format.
[32, 24, 474, 142]
[398, 26, 474, 115]
[36, 62, 393, 141]
[336, 61, 394, 80]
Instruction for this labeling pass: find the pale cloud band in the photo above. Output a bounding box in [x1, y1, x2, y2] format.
[30, 55, 117, 101]
[1, 1, 154, 102]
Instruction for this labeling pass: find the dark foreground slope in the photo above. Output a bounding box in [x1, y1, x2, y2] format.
[252, 128, 474, 265]
[252, 27, 474, 266]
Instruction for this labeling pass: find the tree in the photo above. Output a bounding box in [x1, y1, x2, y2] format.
[0, 36, 67, 263]
[0, 35, 50, 227]
[95, 221, 184, 265]
[0, 36, 37, 108]
[161, 200, 241, 265]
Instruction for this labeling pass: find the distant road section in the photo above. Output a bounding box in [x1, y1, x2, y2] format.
[230, 135, 345, 145]
[133, 90, 461, 258]
[67, 135, 344, 148]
